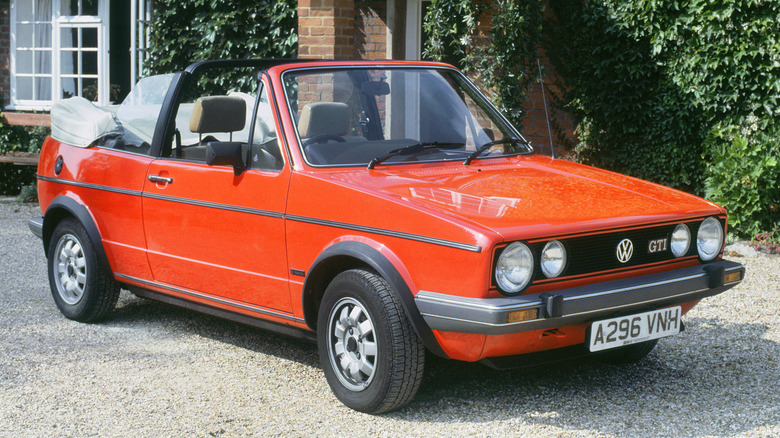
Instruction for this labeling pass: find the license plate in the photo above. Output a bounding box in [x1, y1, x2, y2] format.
[588, 306, 682, 352]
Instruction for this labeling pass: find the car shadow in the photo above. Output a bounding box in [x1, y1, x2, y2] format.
[106, 294, 779, 436]
[106, 291, 319, 368]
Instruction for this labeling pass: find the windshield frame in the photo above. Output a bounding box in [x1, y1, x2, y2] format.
[279, 65, 534, 169]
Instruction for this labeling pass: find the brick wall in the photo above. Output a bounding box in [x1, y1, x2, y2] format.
[298, 0, 356, 60]
[354, 1, 387, 59]
[0, 4, 11, 108]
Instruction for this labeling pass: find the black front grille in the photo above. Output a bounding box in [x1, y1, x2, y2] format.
[536, 221, 701, 279]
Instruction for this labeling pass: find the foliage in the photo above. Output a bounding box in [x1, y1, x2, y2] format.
[146, 0, 297, 79]
[703, 118, 779, 237]
[547, 0, 707, 192]
[422, 0, 545, 127]
[547, 0, 780, 234]
[16, 183, 38, 204]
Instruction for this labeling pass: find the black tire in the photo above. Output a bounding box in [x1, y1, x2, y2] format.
[317, 269, 425, 414]
[592, 339, 659, 364]
[47, 217, 119, 322]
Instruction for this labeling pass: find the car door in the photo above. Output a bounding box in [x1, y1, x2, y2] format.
[141, 78, 292, 313]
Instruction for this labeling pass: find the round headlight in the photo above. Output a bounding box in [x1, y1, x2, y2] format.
[697, 217, 723, 261]
[540, 240, 567, 278]
[495, 242, 534, 294]
[670, 224, 691, 257]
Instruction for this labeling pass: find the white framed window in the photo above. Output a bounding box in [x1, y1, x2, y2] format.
[10, 0, 109, 110]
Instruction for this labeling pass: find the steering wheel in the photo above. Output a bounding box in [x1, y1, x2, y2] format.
[303, 133, 346, 146]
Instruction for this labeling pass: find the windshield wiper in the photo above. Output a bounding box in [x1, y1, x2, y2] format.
[463, 138, 531, 165]
[367, 141, 466, 169]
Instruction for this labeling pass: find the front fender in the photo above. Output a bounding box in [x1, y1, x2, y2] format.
[302, 240, 447, 358]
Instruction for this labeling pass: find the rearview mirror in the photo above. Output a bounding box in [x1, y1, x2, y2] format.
[360, 81, 390, 96]
[206, 141, 246, 176]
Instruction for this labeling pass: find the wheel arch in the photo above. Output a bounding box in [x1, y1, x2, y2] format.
[302, 240, 447, 358]
[42, 195, 112, 275]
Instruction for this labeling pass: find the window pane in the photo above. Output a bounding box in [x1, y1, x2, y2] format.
[16, 50, 33, 74]
[35, 24, 52, 48]
[17, 77, 34, 100]
[83, 78, 98, 101]
[83, 0, 98, 16]
[62, 77, 77, 98]
[16, 1, 34, 22]
[60, 50, 78, 74]
[61, 0, 78, 16]
[35, 76, 52, 100]
[60, 28, 77, 49]
[82, 51, 98, 75]
[16, 24, 33, 47]
[82, 28, 98, 49]
[35, 50, 52, 74]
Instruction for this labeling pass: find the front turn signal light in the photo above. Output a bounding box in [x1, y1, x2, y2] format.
[507, 309, 538, 323]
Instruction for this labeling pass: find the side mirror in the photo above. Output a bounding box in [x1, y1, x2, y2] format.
[206, 141, 246, 176]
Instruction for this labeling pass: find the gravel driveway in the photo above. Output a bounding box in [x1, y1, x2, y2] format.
[1, 201, 778, 437]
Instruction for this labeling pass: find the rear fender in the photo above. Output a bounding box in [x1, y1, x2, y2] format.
[42, 195, 112, 275]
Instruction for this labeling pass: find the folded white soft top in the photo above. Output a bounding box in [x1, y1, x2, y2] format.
[50, 97, 123, 148]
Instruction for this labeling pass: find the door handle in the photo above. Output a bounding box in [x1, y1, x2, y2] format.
[148, 175, 174, 184]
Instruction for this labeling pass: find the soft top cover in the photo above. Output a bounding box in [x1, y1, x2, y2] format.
[50, 97, 123, 148]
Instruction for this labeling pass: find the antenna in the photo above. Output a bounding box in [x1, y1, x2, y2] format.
[537, 59, 555, 158]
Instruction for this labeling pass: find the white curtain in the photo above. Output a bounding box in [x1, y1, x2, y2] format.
[34, 0, 53, 100]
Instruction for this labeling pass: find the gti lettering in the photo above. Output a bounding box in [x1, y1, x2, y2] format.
[648, 238, 668, 253]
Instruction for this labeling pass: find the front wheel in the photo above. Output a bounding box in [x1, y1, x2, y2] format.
[47, 218, 119, 322]
[317, 269, 425, 414]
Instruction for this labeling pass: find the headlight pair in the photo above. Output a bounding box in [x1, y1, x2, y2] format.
[495, 240, 566, 295]
[670, 217, 723, 261]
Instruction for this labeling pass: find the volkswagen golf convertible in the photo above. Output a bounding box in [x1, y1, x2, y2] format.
[29, 60, 744, 413]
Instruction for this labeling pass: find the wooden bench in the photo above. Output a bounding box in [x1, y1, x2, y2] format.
[0, 154, 40, 166]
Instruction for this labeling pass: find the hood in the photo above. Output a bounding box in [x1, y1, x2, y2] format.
[323, 155, 722, 240]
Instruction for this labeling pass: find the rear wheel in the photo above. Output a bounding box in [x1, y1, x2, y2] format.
[317, 269, 425, 414]
[593, 339, 658, 364]
[47, 218, 119, 322]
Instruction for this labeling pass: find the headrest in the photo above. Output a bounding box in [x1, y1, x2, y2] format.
[189, 96, 246, 134]
[298, 102, 350, 138]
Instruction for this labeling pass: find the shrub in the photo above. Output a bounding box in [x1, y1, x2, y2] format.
[0, 114, 48, 196]
[704, 119, 779, 237]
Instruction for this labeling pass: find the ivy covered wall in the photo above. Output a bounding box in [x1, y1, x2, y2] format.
[423, 0, 779, 236]
[145, 0, 297, 75]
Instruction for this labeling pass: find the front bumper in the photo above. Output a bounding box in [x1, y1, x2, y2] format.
[415, 260, 744, 335]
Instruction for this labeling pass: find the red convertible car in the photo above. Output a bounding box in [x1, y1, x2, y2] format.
[29, 60, 744, 413]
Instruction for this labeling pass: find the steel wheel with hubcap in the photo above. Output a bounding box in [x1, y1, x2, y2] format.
[47, 218, 119, 322]
[317, 269, 425, 414]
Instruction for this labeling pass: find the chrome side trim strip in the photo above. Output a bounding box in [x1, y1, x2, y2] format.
[142, 192, 284, 218]
[115, 273, 305, 324]
[39, 175, 482, 252]
[285, 214, 482, 253]
[37, 175, 142, 196]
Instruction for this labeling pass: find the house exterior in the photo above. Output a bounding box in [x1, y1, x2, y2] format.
[0, 0, 573, 149]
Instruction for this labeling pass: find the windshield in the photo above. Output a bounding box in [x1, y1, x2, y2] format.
[282, 67, 532, 167]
